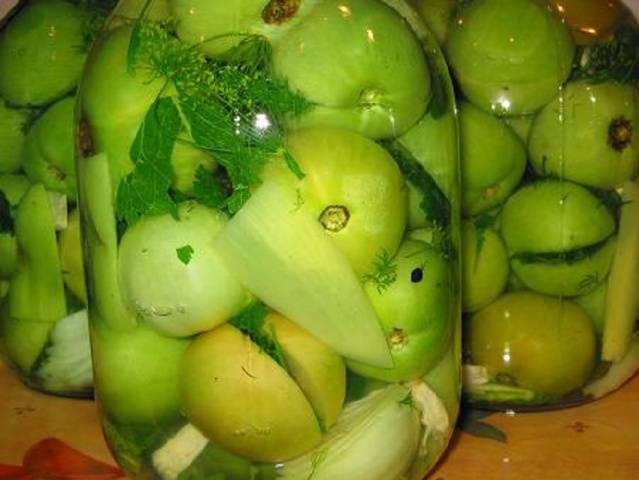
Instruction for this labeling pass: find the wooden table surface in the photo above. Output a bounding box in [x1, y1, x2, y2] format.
[1, 361, 637, 479]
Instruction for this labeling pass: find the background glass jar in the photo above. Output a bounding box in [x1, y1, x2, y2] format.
[76, 0, 461, 478]
[0, 0, 118, 397]
[429, 0, 639, 409]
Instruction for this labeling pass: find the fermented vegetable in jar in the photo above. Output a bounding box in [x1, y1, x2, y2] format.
[449, 0, 639, 409]
[76, 0, 461, 478]
[0, 0, 118, 397]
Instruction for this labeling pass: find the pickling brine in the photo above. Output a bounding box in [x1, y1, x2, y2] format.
[75, 1, 461, 478]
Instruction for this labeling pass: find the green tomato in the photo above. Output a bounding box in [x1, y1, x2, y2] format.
[80, 26, 215, 192]
[445, 0, 574, 115]
[270, 0, 431, 139]
[0, 233, 17, 279]
[22, 96, 77, 198]
[529, 81, 639, 189]
[92, 322, 190, 425]
[0, 100, 29, 173]
[0, 0, 88, 106]
[462, 220, 509, 313]
[500, 180, 616, 254]
[118, 202, 249, 337]
[0, 174, 31, 208]
[347, 239, 452, 381]
[115, 0, 172, 20]
[503, 114, 534, 144]
[459, 102, 527, 216]
[467, 291, 597, 398]
[573, 280, 607, 337]
[180, 324, 322, 462]
[269, 126, 407, 276]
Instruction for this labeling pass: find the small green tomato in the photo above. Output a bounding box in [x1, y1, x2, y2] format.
[467, 291, 597, 398]
[118, 202, 249, 337]
[347, 239, 452, 381]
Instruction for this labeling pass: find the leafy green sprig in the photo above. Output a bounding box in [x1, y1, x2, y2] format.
[117, 21, 311, 225]
[363, 249, 398, 294]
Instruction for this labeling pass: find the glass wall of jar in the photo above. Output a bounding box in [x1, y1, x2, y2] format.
[435, 0, 639, 409]
[0, 0, 118, 397]
[75, 0, 461, 478]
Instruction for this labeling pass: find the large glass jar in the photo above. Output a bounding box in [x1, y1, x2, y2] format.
[76, 0, 460, 478]
[0, 0, 117, 397]
[443, 0, 639, 409]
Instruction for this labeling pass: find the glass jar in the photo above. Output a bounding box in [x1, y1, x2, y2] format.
[76, 0, 461, 478]
[0, 0, 115, 397]
[443, 0, 639, 409]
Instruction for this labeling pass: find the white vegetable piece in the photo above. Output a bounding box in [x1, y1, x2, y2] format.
[152, 423, 209, 480]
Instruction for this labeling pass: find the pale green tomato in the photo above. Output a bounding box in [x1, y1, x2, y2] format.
[446, 0, 574, 115]
[462, 221, 509, 312]
[529, 81, 639, 189]
[268, 126, 407, 276]
[92, 322, 190, 425]
[459, 102, 527, 216]
[348, 239, 452, 381]
[574, 280, 607, 337]
[468, 291, 596, 398]
[0, 100, 28, 173]
[22, 97, 77, 198]
[270, 0, 431, 139]
[180, 324, 322, 462]
[118, 202, 249, 337]
[503, 114, 534, 144]
[0, 1, 88, 106]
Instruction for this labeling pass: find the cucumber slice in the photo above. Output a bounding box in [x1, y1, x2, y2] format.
[35, 309, 93, 393]
[602, 181, 639, 362]
[215, 181, 392, 368]
[79, 153, 136, 331]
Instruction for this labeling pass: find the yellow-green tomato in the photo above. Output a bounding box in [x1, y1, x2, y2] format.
[270, 126, 407, 277]
[180, 324, 322, 462]
[265, 313, 346, 429]
[58, 209, 87, 304]
[348, 239, 452, 381]
[92, 323, 190, 425]
[118, 202, 249, 337]
[467, 292, 597, 398]
[462, 221, 509, 313]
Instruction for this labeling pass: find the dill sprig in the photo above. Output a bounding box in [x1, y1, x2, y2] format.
[363, 249, 398, 294]
[571, 20, 639, 85]
[131, 22, 309, 215]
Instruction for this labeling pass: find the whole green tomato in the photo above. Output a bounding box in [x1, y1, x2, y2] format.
[267, 126, 407, 277]
[0, 100, 28, 174]
[529, 81, 639, 189]
[459, 102, 527, 216]
[0, 0, 88, 106]
[467, 291, 597, 398]
[446, 0, 574, 115]
[347, 239, 452, 381]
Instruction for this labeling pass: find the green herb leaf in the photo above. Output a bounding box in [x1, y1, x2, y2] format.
[176, 245, 194, 265]
[116, 96, 182, 226]
[381, 140, 450, 230]
[511, 235, 614, 266]
[472, 210, 500, 270]
[0, 191, 13, 234]
[363, 249, 398, 294]
[229, 302, 288, 370]
[192, 165, 227, 210]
